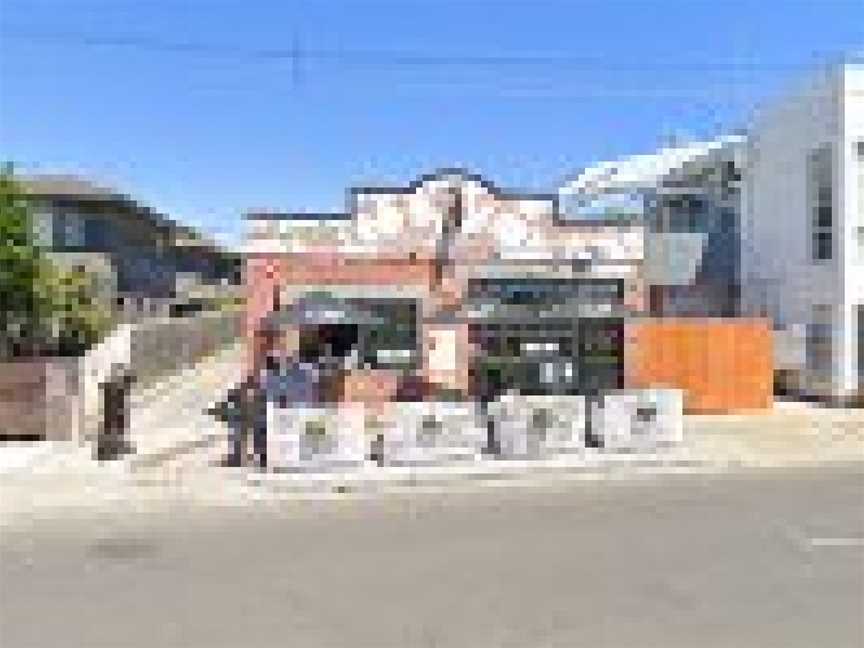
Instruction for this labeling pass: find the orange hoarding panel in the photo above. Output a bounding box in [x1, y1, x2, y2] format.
[626, 318, 773, 413]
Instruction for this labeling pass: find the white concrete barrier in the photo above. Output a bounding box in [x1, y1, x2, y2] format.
[378, 402, 486, 466]
[267, 404, 367, 472]
[489, 394, 587, 458]
[590, 389, 683, 451]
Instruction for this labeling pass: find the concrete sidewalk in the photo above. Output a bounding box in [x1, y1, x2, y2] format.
[239, 422, 863, 498]
[120, 406, 864, 506]
[115, 338, 864, 487]
[1, 393, 862, 517]
[684, 407, 864, 468]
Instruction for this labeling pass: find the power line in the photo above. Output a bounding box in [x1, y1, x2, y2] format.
[0, 30, 827, 72]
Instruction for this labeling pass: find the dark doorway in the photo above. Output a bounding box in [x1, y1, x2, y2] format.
[469, 318, 624, 399]
[298, 324, 359, 363]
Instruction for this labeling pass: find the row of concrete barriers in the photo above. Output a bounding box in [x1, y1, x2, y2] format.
[265, 389, 684, 472]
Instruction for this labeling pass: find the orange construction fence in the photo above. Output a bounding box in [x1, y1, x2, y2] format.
[625, 318, 773, 414]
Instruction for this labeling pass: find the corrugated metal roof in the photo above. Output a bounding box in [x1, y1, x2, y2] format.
[559, 135, 745, 198]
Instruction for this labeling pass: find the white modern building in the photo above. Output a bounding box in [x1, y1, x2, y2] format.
[740, 62, 863, 401]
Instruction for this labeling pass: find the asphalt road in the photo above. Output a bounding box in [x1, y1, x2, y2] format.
[1, 466, 863, 648]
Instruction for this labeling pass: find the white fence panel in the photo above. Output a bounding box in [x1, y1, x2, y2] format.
[267, 404, 367, 471]
[380, 402, 485, 466]
[489, 394, 586, 458]
[590, 389, 683, 451]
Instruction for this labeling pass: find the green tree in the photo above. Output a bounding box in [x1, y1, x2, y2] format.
[0, 163, 47, 356]
[0, 164, 111, 358]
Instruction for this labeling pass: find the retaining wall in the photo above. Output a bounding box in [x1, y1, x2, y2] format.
[0, 310, 243, 443]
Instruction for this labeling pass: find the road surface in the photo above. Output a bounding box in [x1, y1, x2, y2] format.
[1, 466, 862, 647]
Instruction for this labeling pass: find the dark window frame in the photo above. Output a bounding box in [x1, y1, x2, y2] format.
[808, 145, 834, 262]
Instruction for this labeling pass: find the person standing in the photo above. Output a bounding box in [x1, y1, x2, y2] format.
[97, 366, 136, 461]
[221, 373, 268, 468]
[222, 326, 318, 469]
[221, 329, 275, 468]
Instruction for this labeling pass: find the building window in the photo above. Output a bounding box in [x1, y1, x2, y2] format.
[354, 299, 418, 370]
[813, 232, 833, 261]
[857, 142, 864, 261]
[31, 211, 54, 248]
[808, 145, 833, 261]
[467, 278, 623, 306]
[577, 319, 624, 393]
[84, 217, 110, 249]
[52, 212, 86, 249]
[858, 306, 864, 385]
[806, 304, 833, 381]
[723, 160, 741, 184]
[563, 191, 645, 224]
[672, 197, 706, 233]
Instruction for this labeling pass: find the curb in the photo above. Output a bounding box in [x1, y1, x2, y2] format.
[235, 452, 864, 498]
[242, 451, 710, 493]
[127, 429, 864, 492]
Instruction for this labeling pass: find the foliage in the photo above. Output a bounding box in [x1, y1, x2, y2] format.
[0, 164, 111, 359]
[210, 293, 246, 311]
[37, 262, 113, 355]
[0, 164, 43, 343]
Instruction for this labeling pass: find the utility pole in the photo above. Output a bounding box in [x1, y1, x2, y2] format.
[434, 182, 463, 290]
[289, 31, 303, 89]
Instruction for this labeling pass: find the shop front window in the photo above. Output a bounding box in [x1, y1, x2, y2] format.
[354, 299, 418, 370]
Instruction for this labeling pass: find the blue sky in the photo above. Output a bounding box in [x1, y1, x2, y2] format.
[1, 0, 862, 245]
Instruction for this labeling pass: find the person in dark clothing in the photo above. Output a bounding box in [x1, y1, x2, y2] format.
[221, 326, 307, 469]
[97, 368, 136, 461]
[221, 374, 268, 468]
[218, 327, 276, 468]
